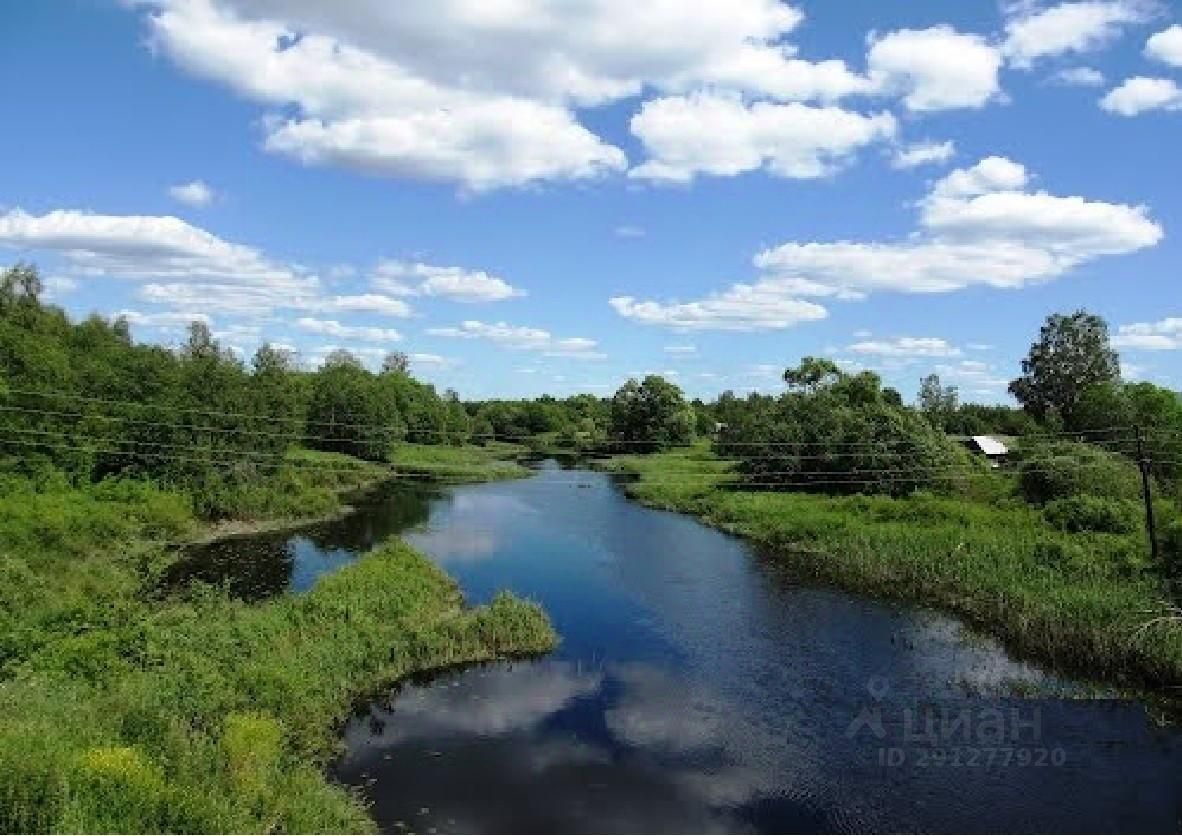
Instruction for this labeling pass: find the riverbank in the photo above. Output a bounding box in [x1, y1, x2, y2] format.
[0, 449, 555, 832]
[600, 448, 1182, 691]
[187, 443, 528, 545]
[389, 441, 531, 482]
[187, 449, 394, 544]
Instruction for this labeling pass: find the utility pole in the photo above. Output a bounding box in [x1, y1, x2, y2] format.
[1136, 426, 1159, 564]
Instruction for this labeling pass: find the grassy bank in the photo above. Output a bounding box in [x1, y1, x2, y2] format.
[0, 455, 554, 832]
[389, 441, 530, 482]
[601, 447, 1182, 689]
[190, 448, 393, 524]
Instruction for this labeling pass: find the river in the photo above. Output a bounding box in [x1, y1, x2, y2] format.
[175, 462, 1181, 833]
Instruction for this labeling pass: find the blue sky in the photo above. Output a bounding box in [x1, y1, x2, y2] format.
[2, 0, 1180, 401]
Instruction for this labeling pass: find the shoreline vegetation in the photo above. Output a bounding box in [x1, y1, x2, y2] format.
[184, 443, 531, 547]
[597, 446, 1182, 695]
[388, 441, 530, 483]
[0, 443, 552, 833]
[4, 265, 1182, 828]
[2, 267, 558, 831]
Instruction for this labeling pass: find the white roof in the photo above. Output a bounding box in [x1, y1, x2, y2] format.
[970, 435, 1008, 456]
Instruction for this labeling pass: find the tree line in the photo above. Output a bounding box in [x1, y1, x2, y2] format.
[0, 265, 468, 498]
[3, 263, 1179, 510]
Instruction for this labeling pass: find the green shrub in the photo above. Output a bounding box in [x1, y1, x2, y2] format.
[1043, 495, 1139, 534]
[1032, 540, 1092, 577]
[222, 713, 284, 798]
[1017, 441, 1142, 505]
[719, 363, 972, 497]
[1163, 519, 1182, 584]
[63, 746, 170, 832]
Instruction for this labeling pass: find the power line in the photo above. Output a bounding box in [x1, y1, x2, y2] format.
[0, 387, 1143, 443]
[4, 434, 1176, 490]
[4, 424, 1170, 473]
[0, 392, 1145, 450]
[0, 408, 1165, 468]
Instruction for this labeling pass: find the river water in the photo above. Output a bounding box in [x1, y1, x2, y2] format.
[176, 463, 1181, 833]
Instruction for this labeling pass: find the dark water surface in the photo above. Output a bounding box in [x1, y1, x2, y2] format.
[180, 463, 1181, 833]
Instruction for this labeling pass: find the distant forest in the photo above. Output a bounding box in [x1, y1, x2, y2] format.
[3, 262, 1180, 510]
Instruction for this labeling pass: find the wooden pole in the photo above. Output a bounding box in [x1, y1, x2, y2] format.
[1137, 426, 1159, 564]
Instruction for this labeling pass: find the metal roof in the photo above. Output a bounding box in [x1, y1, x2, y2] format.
[969, 435, 1009, 456]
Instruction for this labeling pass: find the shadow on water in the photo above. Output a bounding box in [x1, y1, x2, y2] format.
[164, 463, 1182, 832]
[161, 480, 441, 600]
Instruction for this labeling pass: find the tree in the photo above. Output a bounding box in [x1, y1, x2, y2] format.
[0, 262, 42, 311]
[0, 261, 469, 499]
[382, 351, 409, 374]
[251, 344, 304, 453]
[1009, 311, 1120, 425]
[784, 357, 841, 393]
[1074, 380, 1182, 491]
[252, 343, 296, 376]
[307, 359, 399, 460]
[718, 359, 969, 497]
[180, 320, 220, 361]
[111, 314, 132, 344]
[610, 375, 696, 451]
[443, 389, 471, 445]
[917, 373, 958, 428]
[323, 348, 363, 370]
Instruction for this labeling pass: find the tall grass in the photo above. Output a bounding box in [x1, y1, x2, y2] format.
[0, 453, 555, 832]
[191, 448, 392, 521]
[603, 448, 1182, 688]
[388, 441, 529, 482]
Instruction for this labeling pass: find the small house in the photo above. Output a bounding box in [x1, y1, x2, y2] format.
[965, 434, 1009, 467]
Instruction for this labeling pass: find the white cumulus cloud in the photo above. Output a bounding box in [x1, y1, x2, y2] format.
[321, 294, 414, 317]
[374, 260, 523, 302]
[629, 94, 895, 183]
[1112, 316, 1182, 349]
[168, 180, 215, 207]
[1050, 66, 1107, 86]
[866, 26, 1003, 112]
[408, 352, 455, 367]
[0, 208, 308, 289]
[609, 285, 828, 332]
[190, 0, 809, 105]
[1101, 76, 1182, 114]
[143, 0, 625, 191]
[929, 359, 1010, 396]
[847, 337, 963, 358]
[115, 309, 212, 329]
[137, 0, 901, 191]
[295, 317, 402, 342]
[612, 156, 1162, 332]
[1146, 24, 1182, 66]
[756, 156, 1162, 295]
[0, 206, 426, 323]
[891, 140, 956, 169]
[1003, 1, 1155, 68]
[41, 275, 79, 300]
[426, 320, 603, 358]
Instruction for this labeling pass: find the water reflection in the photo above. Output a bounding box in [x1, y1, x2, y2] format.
[336, 468, 1181, 833]
[163, 480, 439, 600]
[164, 464, 1181, 831]
[339, 659, 1181, 834]
[337, 660, 827, 834]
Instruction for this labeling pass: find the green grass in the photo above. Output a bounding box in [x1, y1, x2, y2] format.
[0, 542, 554, 832]
[191, 448, 392, 522]
[0, 453, 555, 832]
[602, 447, 1182, 689]
[388, 441, 529, 482]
